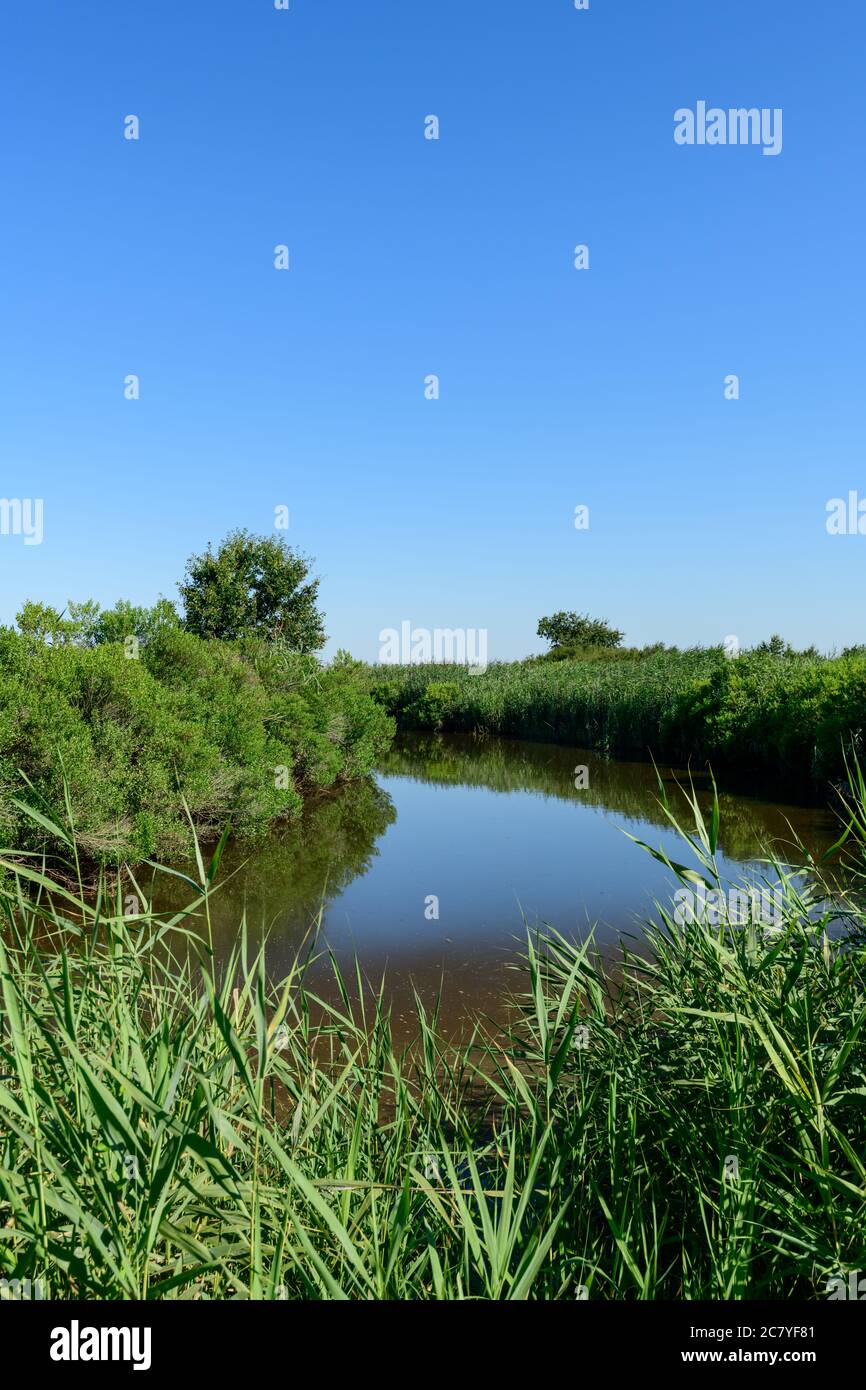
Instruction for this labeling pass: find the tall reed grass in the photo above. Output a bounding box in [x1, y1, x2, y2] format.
[370, 647, 866, 796]
[1, 781, 865, 1299]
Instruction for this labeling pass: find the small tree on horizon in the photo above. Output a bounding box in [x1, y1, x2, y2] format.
[537, 611, 624, 651]
[179, 530, 326, 649]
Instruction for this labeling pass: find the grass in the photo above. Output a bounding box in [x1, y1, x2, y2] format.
[369, 646, 866, 799]
[1, 778, 865, 1299]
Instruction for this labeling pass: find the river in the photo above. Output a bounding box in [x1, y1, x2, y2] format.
[150, 732, 842, 1037]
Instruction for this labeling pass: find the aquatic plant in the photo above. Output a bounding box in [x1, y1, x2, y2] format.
[370, 647, 866, 797]
[1, 777, 864, 1299]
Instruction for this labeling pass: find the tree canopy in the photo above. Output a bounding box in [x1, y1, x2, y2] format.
[537, 611, 624, 651]
[15, 597, 178, 648]
[178, 530, 326, 649]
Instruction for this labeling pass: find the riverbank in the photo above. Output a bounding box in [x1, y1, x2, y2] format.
[0, 628, 393, 866]
[1, 790, 863, 1300]
[369, 647, 866, 801]
[4, 633, 865, 877]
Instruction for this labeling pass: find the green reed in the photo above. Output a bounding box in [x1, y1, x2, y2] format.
[1, 773, 865, 1299]
[370, 646, 866, 796]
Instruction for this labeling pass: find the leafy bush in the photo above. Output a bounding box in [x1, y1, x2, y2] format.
[530, 643, 674, 665]
[15, 597, 179, 648]
[404, 680, 463, 730]
[0, 627, 393, 867]
[669, 650, 866, 786]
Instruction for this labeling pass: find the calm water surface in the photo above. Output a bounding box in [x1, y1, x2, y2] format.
[153, 734, 841, 1033]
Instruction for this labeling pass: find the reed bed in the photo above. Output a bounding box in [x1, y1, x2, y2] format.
[370, 647, 866, 795]
[1, 782, 865, 1300]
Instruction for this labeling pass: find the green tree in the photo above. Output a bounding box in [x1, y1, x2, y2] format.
[16, 598, 179, 648]
[753, 634, 793, 657]
[179, 530, 325, 649]
[94, 597, 179, 647]
[15, 601, 71, 644]
[537, 611, 623, 651]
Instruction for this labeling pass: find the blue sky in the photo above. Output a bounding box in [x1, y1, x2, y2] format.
[1, 0, 864, 659]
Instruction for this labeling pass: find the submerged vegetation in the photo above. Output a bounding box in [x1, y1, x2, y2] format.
[1, 780, 864, 1299]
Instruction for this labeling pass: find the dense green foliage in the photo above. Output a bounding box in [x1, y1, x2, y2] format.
[0, 625, 393, 866]
[15, 597, 180, 648]
[529, 641, 673, 665]
[536, 610, 624, 651]
[1, 784, 864, 1299]
[370, 647, 866, 795]
[179, 530, 325, 649]
[1, 534, 390, 867]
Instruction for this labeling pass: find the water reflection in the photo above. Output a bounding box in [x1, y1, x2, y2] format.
[379, 733, 839, 865]
[151, 733, 841, 1010]
[153, 777, 396, 974]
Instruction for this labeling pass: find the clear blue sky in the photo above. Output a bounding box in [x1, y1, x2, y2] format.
[1, 1, 864, 659]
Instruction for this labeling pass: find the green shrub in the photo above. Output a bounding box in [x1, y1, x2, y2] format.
[405, 680, 463, 730]
[670, 650, 866, 787]
[0, 629, 393, 868]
